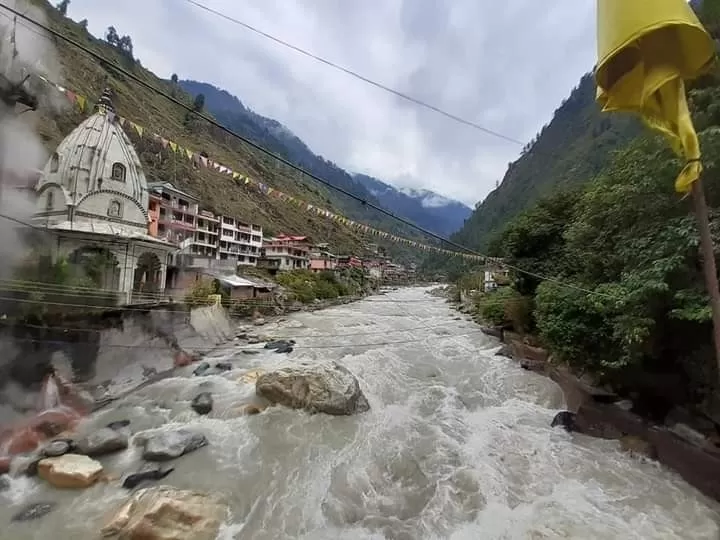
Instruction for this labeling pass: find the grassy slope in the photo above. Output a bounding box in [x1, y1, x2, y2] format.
[27, 0, 421, 256]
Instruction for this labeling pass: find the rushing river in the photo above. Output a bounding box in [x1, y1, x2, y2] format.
[1, 287, 719, 539]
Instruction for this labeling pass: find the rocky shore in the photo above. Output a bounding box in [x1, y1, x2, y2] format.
[0, 307, 371, 538]
[436, 286, 720, 504]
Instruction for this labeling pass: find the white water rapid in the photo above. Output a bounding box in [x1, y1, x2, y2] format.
[1, 287, 719, 539]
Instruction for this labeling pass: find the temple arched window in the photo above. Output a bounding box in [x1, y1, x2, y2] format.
[111, 162, 126, 182]
[45, 191, 54, 211]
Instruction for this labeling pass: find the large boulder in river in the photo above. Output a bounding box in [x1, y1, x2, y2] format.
[255, 361, 370, 415]
[101, 486, 227, 540]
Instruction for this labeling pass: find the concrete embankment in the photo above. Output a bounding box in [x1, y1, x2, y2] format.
[0, 302, 234, 411]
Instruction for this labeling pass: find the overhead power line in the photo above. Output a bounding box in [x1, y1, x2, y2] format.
[182, 0, 525, 146]
[0, 4, 477, 252]
[0, 4, 613, 299]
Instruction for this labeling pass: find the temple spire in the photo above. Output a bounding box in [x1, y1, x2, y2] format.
[96, 87, 115, 115]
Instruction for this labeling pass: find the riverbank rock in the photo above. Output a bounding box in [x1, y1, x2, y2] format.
[551, 411, 576, 431]
[101, 486, 227, 540]
[191, 392, 213, 415]
[256, 361, 370, 415]
[37, 454, 103, 489]
[138, 429, 208, 461]
[620, 435, 657, 460]
[76, 427, 129, 457]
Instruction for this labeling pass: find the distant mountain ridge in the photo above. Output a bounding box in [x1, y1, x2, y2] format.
[179, 80, 471, 237]
[354, 174, 471, 236]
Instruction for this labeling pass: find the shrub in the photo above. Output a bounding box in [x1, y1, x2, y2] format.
[184, 278, 217, 307]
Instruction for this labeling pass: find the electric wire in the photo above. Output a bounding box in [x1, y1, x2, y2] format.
[182, 0, 525, 145]
[0, 4, 614, 300]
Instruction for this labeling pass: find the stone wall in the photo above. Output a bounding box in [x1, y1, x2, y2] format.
[0, 302, 233, 393]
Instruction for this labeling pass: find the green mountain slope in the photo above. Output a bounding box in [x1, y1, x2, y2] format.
[450, 73, 642, 253]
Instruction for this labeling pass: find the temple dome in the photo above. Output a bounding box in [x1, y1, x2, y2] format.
[34, 88, 150, 237]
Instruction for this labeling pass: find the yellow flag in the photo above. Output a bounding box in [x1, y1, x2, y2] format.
[595, 0, 715, 193]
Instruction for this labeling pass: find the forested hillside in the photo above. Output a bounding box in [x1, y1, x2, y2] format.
[465, 0, 720, 420]
[450, 73, 642, 253]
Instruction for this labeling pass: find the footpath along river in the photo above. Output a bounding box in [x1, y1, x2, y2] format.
[0, 287, 719, 539]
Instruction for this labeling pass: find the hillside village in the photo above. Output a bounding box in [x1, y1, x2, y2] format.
[0, 0, 427, 315]
[17, 87, 417, 311]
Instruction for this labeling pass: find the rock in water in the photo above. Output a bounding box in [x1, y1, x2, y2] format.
[122, 467, 174, 489]
[42, 439, 72, 458]
[214, 362, 233, 372]
[551, 411, 577, 431]
[193, 362, 211, 376]
[76, 427, 129, 457]
[12, 502, 56, 522]
[106, 419, 131, 431]
[275, 343, 293, 354]
[256, 361, 370, 415]
[102, 486, 227, 540]
[264, 339, 295, 350]
[140, 429, 209, 461]
[191, 392, 213, 415]
[37, 454, 103, 488]
[0, 475, 10, 491]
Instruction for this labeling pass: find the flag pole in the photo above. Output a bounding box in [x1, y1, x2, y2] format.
[691, 177, 720, 374]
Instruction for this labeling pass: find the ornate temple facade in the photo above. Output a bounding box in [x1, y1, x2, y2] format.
[32, 89, 176, 304]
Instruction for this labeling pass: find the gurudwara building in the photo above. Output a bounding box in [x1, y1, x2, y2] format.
[32, 89, 176, 304]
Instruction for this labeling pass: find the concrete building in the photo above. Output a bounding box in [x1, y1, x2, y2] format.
[147, 182, 199, 246]
[193, 209, 220, 259]
[309, 243, 338, 273]
[260, 234, 310, 272]
[218, 215, 262, 267]
[32, 88, 176, 304]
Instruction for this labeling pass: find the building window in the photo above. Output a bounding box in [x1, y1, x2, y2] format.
[45, 191, 54, 211]
[111, 162, 126, 182]
[108, 199, 123, 218]
[49, 153, 59, 173]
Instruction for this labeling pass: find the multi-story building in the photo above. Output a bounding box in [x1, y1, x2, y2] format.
[260, 234, 311, 271]
[309, 243, 338, 273]
[148, 182, 199, 245]
[193, 209, 220, 258]
[218, 215, 263, 267]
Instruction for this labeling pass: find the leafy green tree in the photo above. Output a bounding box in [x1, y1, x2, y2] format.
[193, 93, 205, 112]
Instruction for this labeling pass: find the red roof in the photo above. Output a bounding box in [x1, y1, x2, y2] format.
[273, 234, 308, 242]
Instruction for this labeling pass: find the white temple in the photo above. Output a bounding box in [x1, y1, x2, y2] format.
[33, 88, 176, 304]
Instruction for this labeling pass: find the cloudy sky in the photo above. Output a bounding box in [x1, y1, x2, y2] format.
[66, 0, 596, 207]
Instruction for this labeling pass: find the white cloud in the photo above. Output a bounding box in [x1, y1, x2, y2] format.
[66, 0, 596, 206]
